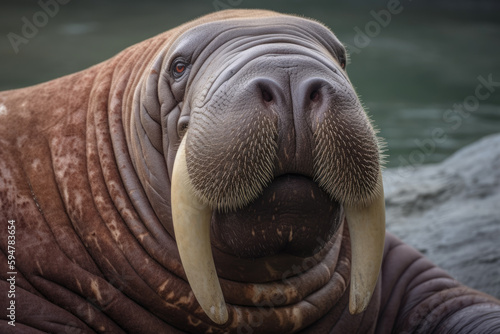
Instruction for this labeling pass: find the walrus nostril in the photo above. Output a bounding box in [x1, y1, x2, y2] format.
[299, 79, 328, 109]
[310, 89, 320, 102]
[261, 86, 274, 102]
[252, 78, 281, 105]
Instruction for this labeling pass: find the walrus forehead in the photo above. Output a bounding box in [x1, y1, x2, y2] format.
[165, 15, 346, 72]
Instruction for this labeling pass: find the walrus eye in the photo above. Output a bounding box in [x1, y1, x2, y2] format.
[177, 116, 190, 138]
[338, 53, 347, 70]
[175, 64, 185, 74]
[172, 59, 188, 79]
[339, 57, 346, 70]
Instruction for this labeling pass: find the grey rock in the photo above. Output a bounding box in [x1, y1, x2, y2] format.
[383, 133, 500, 298]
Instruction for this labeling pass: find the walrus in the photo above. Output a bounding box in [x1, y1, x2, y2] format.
[1, 9, 499, 333]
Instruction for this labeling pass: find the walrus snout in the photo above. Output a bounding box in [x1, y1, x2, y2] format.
[186, 54, 379, 210]
[251, 73, 360, 184]
[249, 74, 340, 178]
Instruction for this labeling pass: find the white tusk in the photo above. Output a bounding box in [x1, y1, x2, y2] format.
[345, 171, 385, 314]
[171, 136, 228, 324]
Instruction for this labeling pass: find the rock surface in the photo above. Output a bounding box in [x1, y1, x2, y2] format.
[383, 133, 500, 298]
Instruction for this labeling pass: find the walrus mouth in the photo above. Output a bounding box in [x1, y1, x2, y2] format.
[171, 136, 385, 324]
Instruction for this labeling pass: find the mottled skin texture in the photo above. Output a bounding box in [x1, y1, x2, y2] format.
[1, 9, 500, 334]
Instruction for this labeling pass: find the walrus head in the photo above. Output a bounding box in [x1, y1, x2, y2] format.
[127, 9, 385, 327]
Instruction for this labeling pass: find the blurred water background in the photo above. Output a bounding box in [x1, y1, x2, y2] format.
[1, 0, 499, 168]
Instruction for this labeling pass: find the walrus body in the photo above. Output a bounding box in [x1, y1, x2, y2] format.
[1, 9, 499, 333]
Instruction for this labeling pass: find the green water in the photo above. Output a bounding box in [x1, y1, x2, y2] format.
[1, 0, 499, 167]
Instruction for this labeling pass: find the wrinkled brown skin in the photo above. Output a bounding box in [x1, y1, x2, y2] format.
[1, 9, 500, 334]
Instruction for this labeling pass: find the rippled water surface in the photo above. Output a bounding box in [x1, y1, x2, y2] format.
[1, 0, 499, 167]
